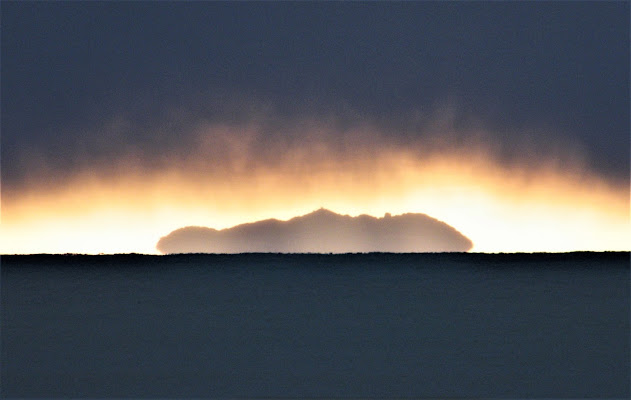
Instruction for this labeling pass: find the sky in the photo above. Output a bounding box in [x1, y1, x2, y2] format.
[1, 1, 629, 254]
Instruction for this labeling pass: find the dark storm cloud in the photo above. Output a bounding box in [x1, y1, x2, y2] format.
[2, 1, 629, 190]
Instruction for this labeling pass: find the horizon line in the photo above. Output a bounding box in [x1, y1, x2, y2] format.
[2, 251, 629, 256]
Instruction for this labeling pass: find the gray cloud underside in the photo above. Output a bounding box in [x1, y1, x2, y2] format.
[3, 99, 623, 196]
[2, 2, 628, 191]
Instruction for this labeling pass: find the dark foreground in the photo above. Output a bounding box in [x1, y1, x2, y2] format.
[2, 252, 629, 398]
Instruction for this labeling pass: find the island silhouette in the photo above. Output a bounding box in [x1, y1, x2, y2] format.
[157, 208, 473, 254]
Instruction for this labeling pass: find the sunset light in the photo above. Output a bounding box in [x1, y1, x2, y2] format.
[3, 2, 629, 398]
[2, 148, 627, 254]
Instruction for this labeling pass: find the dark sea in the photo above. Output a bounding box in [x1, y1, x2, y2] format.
[1, 253, 629, 398]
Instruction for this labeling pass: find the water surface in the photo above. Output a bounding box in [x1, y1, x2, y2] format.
[2, 253, 629, 397]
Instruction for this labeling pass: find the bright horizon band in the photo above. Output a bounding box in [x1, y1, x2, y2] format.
[2, 150, 628, 255]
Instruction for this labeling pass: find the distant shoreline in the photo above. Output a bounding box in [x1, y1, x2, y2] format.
[2, 251, 629, 262]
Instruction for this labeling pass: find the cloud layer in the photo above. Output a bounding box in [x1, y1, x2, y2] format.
[1, 2, 628, 254]
[2, 2, 629, 193]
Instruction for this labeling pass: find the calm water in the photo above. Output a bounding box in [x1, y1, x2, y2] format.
[2, 253, 629, 398]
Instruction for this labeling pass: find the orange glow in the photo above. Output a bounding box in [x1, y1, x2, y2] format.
[1, 150, 628, 254]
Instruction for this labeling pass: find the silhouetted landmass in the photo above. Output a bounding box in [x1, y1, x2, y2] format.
[156, 208, 474, 254]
